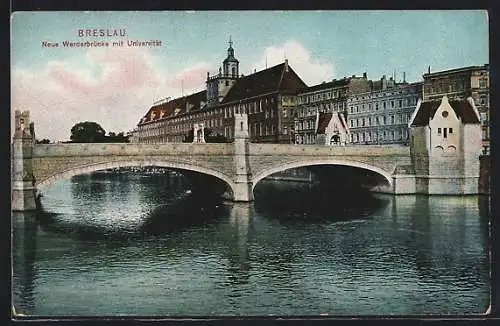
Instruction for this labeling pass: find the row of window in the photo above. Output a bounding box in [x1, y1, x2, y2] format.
[298, 89, 347, 104]
[348, 97, 418, 114]
[297, 103, 347, 117]
[351, 129, 409, 143]
[349, 114, 412, 128]
[223, 97, 276, 118]
[348, 88, 420, 102]
[425, 80, 466, 94]
[437, 127, 453, 139]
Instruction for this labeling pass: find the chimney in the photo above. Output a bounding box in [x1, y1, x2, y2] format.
[363, 72, 367, 79]
[403, 72, 406, 83]
[207, 72, 210, 80]
[285, 59, 289, 72]
[428, 66, 431, 74]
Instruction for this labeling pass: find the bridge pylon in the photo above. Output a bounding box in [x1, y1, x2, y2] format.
[232, 113, 253, 201]
[12, 110, 37, 211]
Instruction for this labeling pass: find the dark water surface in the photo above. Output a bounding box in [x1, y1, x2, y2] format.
[12, 171, 491, 316]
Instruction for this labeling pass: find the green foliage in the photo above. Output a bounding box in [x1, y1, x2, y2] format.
[70, 121, 106, 143]
[70, 122, 129, 143]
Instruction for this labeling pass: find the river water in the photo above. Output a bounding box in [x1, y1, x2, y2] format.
[12, 170, 491, 317]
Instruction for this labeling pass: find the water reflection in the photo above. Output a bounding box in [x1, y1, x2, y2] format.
[12, 212, 38, 316]
[254, 179, 391, 223]
[11, 172, 491, 316]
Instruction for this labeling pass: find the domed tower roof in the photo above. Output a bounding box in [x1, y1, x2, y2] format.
[223, 36, 239, 64]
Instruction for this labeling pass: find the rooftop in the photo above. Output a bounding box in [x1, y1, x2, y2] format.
[410, 97, 480, 127]
[423, 64, 489, 78]
[221, 61, 307, 104]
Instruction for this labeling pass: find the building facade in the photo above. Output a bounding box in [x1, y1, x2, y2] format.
[347, 77, 422, 145]
[132, 40, 307, 144]
[315, 111, 349, 146]
[422, 64, 489, 152]
[409, 95, 482, 194]
[294, 74, 371, 145]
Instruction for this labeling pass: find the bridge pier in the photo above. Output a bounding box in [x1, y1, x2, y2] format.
[232, 114, 253, 202]
[12, 111, 37, 212]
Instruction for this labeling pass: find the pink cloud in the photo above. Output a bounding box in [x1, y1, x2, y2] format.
[11, 47, 179, 141]
[167, 62, 210, 91]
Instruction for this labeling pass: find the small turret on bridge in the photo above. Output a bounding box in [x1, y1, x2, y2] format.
[12, 110, 37, 211]
[11, 99, 485, 211]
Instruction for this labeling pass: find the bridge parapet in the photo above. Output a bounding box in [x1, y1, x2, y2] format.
[33, 143, 234, 157]
[249, 143, 410, 157]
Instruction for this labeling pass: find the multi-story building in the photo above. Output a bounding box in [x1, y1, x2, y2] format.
[347, 76, 422, 145]
[422, 64, 489, 152]
[132, 40, 307, 144]
[294, 74, 371, 144]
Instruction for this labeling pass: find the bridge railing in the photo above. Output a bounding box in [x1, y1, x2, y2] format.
[249, 143, 411, 156]
[32, 142, 234, 157]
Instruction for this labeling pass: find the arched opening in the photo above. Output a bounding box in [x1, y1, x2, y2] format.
[330, 134, 340, 145]
[252, 160, 393, 192]
[36, 160, 237, 200]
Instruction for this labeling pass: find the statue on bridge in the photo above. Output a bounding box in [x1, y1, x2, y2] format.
[192, 122, 206, 143]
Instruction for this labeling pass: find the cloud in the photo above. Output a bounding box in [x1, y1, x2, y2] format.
[167, 61, 211, 91]
[11, 41, 334, 141]
[11, 48, 208, 141]
[251, 40, 335, 86]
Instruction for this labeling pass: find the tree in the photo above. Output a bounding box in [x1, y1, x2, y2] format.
[36, 139, 51, 144]
[70, 122, 106, 143]
[106, 131, 130, 143]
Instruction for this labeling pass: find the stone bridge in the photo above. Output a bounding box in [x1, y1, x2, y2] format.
[13, 112, 474, 211]
[22, 111, 488, 211]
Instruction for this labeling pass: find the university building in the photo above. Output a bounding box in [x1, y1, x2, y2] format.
[131, 39, 307, 144]
[347, 76, 422, 145]
[421, 64, 489, 152]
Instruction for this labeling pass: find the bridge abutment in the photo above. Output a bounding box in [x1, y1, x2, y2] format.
[12, 111, 37, 212]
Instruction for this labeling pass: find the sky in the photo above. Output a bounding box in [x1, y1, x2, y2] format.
[11, 10, 489, 141]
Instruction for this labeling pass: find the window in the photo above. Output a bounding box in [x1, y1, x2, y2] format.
[398, 100, 402, 107]
[479, 78, 487, 88]
[438, 128, 442, 134]
[391, 101, 394, 108]
[383, 102, 386, 109]
[383, 116, 386, 125]
[449, 128, 453, 134]
[225, 80, 229, 86]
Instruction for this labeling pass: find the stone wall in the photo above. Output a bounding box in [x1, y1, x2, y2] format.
[479, 155, 491, 194]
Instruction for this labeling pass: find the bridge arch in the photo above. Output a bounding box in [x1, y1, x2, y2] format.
[251, 159, 394, 191]
[36, 159, 237, 196]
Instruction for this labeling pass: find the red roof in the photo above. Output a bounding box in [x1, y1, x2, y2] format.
[221, 62, 307, 104]
[139, 90, 207, 125]
[316, 112, 333, 134]
[410, 98, 480, 127]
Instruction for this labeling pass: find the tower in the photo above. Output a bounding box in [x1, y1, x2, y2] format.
[206, 37, 240, 107]
[12, 110, 37, 211]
